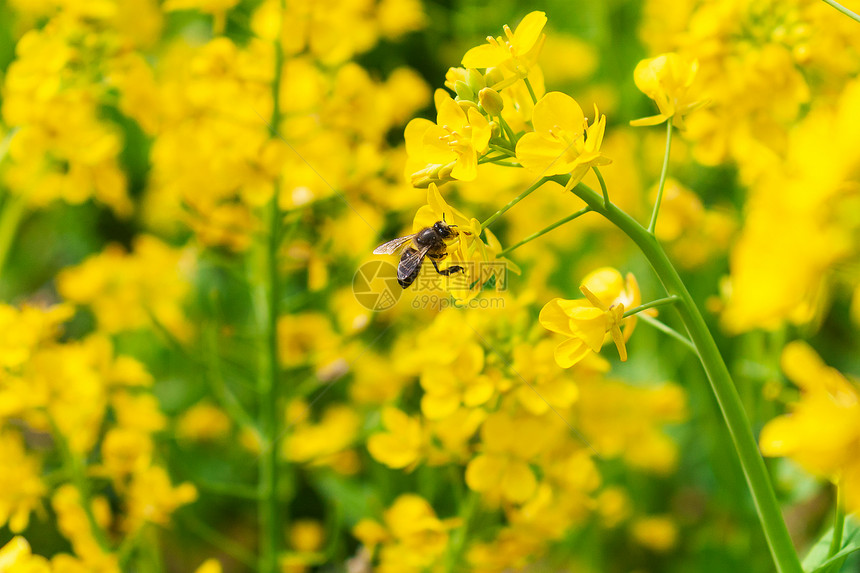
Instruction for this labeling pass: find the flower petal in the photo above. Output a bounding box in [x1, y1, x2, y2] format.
[554, 337, 592, 368]
[533, 91, 584, 135]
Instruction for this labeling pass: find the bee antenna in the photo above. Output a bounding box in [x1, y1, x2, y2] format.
[442, 212, 447, 222]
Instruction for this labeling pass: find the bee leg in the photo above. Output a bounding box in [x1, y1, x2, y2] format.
[430, 258, 464, 276]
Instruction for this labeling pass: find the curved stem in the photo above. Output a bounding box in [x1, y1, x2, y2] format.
[497, 116, 519, 148]
[648, 120, 673, 234]
[497, 206, 591, 257]
[828, 484, 845, 558]
[821, 0, 860, 23]
[623, 295, 679, 317]
[481, 177, 547, 229]
[523, 77, 538, 104]
[550, 173, 803, 573]
[638, 314, 696, 353]
[488, 142, 515, 156]
[593, 166, 610, 208]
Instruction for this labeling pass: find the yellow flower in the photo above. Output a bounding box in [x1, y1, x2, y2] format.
[760, 341, 860, 512]
[631, 515, 678, 552]
[0, 430, 46, 533]
[539, 268, 641, 367]
[515, 92, 610, 191]
[283, 405, 360, 473]
[163, 0, 240, 34]
[52, 485, 118, 571]
[194, 559, 223, 573]
[367, 407, 425, 470]
[465, 411, 546, 504]
[0, 537, 49, 571]
[124, 466, 197, 532]
[461, 11, 547, 90]
[630, 53, 704, 128]
[176, 402, 232, 442]
[419, 342, 491, 419]
[405, 90, 491, 184]
[353, 494, 460, 573]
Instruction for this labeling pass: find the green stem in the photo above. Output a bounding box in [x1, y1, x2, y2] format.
[0, 193, 26, 279]
[623, 295, 680, 317]
[488, 142, 515, 156]
[551, 174, 803, 573]
[179, 511, 257, 568]
[203, 318, 258, 433]
[497, 116, 519, 147]
[478, 153, 508, 164]
[481, 177, 547, 229]
[497, 206, 591, 257]
[821, 0, 860, 23]
[593, 166, 610, 208]
[523, 77, 538, 104]
[648, 120, 673, 234]
[253, 13, 286, 573]
[638, 314, 696, 353]
[829, 484, 845, 558]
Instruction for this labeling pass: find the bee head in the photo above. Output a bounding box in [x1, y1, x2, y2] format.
[434, 218, 458, 238]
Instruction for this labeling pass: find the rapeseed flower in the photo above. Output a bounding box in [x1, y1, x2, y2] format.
[405, 90, 491, 184]
[516, 92, 610, 190]
[540, 268, 641, 367]
[760, 342, 860, 513]
[630, 53, 703, 128]
[465, 411, 546, 504]
[0, 431, 46, 533]
[462, 11, 547, 91]
[367, 407, 426, 470]
[353, 494, 460, 573]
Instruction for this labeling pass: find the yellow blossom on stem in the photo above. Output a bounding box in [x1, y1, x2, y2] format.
[760, 341, 860, 513]
[409, 184, 516, 302]
[405, 90, 491, 185]
[353, 494, 460, 573]
[539, 268, 641, 367]
[0, 430, 46, 533]
[462, 11, 547, 91]
[465, 411, 546, 504]
[630, 53, 704, 128]
[516, 92, 610, 191]
[367, 407, 426, 470]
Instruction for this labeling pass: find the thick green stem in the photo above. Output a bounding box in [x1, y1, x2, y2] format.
[821, 0, 860, 23]
[648, 120, 673, 234]
[497, 206, 591, 256]
[254, 11, 285, 572]
[551, 174, 803, 573]
[481, 177, 547, 229]
[828, 484, 845, 558]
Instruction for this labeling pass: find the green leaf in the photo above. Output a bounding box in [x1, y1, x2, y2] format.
[803, 518, 860, 573]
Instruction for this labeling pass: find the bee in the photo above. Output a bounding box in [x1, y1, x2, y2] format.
[373, 217, 467, 288]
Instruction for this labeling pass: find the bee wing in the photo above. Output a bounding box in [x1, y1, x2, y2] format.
[373, 234, 415, 255]
[398, 244, 432, 283]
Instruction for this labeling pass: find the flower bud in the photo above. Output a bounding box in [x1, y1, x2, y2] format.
[453, 80, 474, 102]
[478, 87, 504, 116]
[484, 67, 505, 89]
[466, 68, 485, 94]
